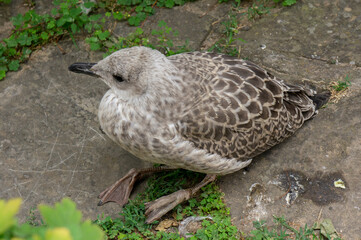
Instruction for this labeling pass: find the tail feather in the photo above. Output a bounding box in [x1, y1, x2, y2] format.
[309, 91, 331, 110]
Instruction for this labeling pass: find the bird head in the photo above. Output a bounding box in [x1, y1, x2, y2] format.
[68, 46, 175, 100]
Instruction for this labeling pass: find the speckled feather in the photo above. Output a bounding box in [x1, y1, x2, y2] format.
[93, 47, 317, 175]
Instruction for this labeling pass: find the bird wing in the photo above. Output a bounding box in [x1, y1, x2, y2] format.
[168, 52, 316, 160]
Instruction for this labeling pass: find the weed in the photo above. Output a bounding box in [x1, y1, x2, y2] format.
[102, 0, 196, 26]
[273, 0, 297, 6]
[25, 207, 42, 226]
[94, 169, 241, 239]
[0, 0, 191, 80]
[209, 13, 245, 57]
[247, 216, 342, 239]
[247, 1, 270, 20]
[332, 75, 351, 92]
[0, 0, 102, 80]
[0, 0, 11, 3]
[150, 20, 190, 56]
[85, 19, 190, 58]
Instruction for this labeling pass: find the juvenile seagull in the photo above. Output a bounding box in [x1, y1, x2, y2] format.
[69, 46, 329, 223]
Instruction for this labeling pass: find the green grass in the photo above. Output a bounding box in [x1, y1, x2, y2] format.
[0, 0, 191, 80]
[246, 216, 342, 240]
[94, 169, 241, 239]
[332, 75, 351, 92]
[94, 170, 342, 239]
[208, 12, 245, 57]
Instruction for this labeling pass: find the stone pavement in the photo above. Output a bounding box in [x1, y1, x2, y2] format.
[1, 0, 360, 238]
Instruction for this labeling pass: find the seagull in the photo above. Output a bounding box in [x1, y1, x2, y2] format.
[68, 46, 329, 223]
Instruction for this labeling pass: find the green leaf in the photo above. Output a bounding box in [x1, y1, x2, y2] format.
[112, 11, 123, 20]
[282, 0, 297, 6]
[4, 36, 18, 48]
[39, 198, 82, 227]
[22, 47, 32, 57]
[90, 42, 101, 51]
[41, 32, 49, 40]
[69, 7, 82, 18]
[17, 32, 32, 46]
[135, 5, 143, 13]
[11, 14, 24, 28]
[97, 30, 110, 41]
[128, 12, 146, 26]
[7, 48, 17, 56]
[8, 60, 20, 71]
[0, 70, 6, 80]
[47, 20, 56, 29]
[39, 198, 104, 240]
[89, 14, 101, 21]
[165, 0, 175, 8]
[143, 6, 154, 13]
[51, 8, 59, 16]
[71, 23, 78, 33]
[57, 17, 66, 27]
[83, 1, 96, 8]
[84, 23, 93, 32]
[0, 198, 22, 234]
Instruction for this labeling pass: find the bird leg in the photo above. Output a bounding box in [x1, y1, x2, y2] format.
[98, 166, 174, 207]
[144, 174, 217, 223]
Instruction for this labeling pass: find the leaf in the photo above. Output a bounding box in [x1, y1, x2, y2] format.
[39, 198, 104, 240]
[11, 14, 24, 28]
[39, 198, 82, 228]
[47, 20, 56, 29]
[84, 1, 96, 8]
[128, 12, 146, 26]
[97, 31, 110, 41]
[0, 70, 6, 80]
[0, 198, 22, 234]
[45, 228, 73, 240]
[79, 220, 104, 240]
[17, 32, 32, 46]
[41, 32, 49, 40]
[84, 23, 92, 32]
[90, 42, 101, 51]
[89, 14, 101, 21]
[69, 8, 82, 18]
[4, 36, 18, 48]
[282, 0, 297, 6]
[71, 23, 78, 33]
[57, 17, 66, 27]
[51, 8, 59, 16]
[165, 0, 175, 8]
[135, 5, 143, 13]
[8, 60, 20, 71]
[112, 11, 123, 20]
[22, 47, 32, 59]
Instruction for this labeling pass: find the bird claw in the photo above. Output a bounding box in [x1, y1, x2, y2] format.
[145, 189, 192, 224]
[98, 168, 140, 207]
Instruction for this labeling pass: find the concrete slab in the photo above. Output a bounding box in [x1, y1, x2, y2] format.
[1, 0, 360, 238]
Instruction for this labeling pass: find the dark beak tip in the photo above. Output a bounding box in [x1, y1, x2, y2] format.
[68, 63, 78, 72]
[68, 62, 98, 77]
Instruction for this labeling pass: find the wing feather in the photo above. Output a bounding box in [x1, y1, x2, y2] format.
[168, 52, 316, 160]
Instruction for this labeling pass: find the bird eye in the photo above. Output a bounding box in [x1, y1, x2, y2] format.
[113, 75, 124, 83]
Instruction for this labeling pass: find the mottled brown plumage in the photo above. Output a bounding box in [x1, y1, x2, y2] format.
[69, 46, 326, 223]
[169, 52, 316, 162]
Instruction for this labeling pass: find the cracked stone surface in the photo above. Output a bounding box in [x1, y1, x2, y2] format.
[1, 0, 360, 238]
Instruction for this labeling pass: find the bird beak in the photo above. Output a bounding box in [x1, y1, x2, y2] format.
[68, 62, 98, 77]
